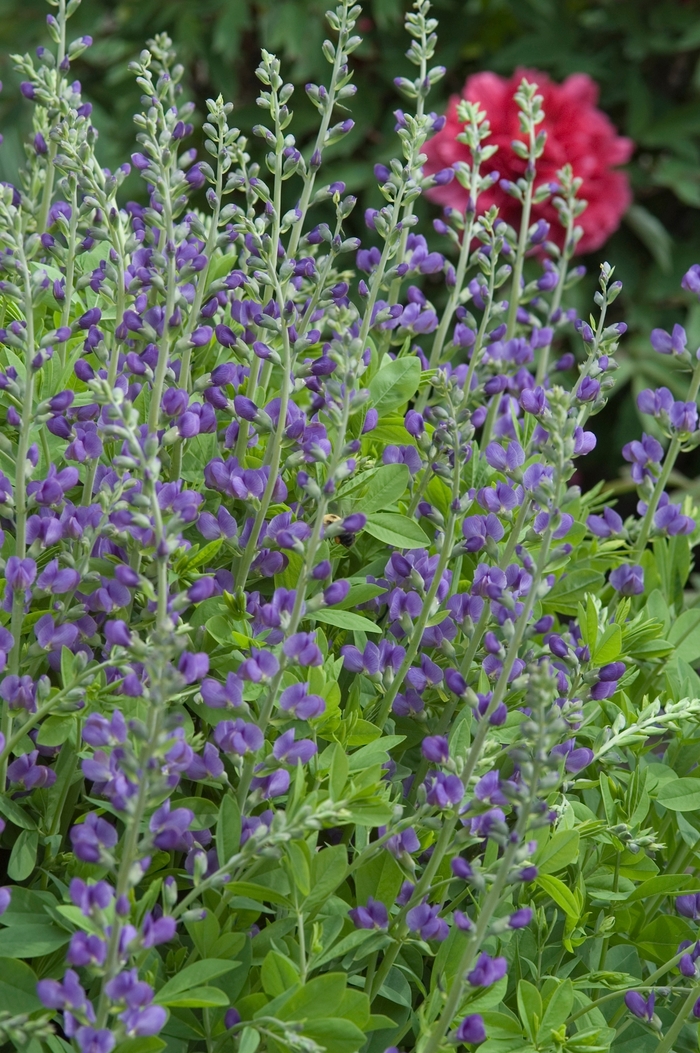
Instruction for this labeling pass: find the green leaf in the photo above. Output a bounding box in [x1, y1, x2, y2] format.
[592, 624, 622, 665]
[337, 582, 387, 609]
[238, 1028, 260, 1053]
[329, 742, 349, 800]
[0, 959, 42, 1014]
[517, 980, 542, 1044]
[668, 609, 700, 663]
[276, 974, 347, 1022]
[311, 608, 382, 633]
[36, 716, 74, 749]
[368, 357, 421, 417]
[379, 967, 412, 1008]
[287, 841, 311, 897]
[156, 960, 237, 1002]
[363, 512, 430, 548]
[536, 874, 581, 921]
[538, 980, 574, 1038]
[261, 950, 300, 997]
[0, 923, 70, 957]
[542, 572, 605, 615]
[656, 777, 700, 811]
[216, 793, 242, 870]
[177, 797, 220, 829]
[302, 1018, 367, 1053]
[225, 881, 291, 908]
[624, 874, 700, 903]
[359, 464, 410, 514]
[305, 844, 348, 911]
[158, 986, 229, 1008]
[0, 796, 36, 830]
[355, 851, 404, 908]
[113, 1039, 166, 1053]
[535, 830, 580, 874]
[7, 829, 37, 882]
[637, 915, 695, 964]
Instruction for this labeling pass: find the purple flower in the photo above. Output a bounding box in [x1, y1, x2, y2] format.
[186, 742, 225, 781]
[609, 564, 644, 596]
[178, 651, 209, 683]
[5, 556, 36, 590]
[283, 632, 323, 667]
[250, 768, 291, 798]
[278, 682, 325, 719]
[214, 719, 263, 756]
[83, 711, 127, 747]
[637, 386, 673, 417]
[622, 434, 663, 484]
[7, 750, 55, 789]
[462, 513, 505, 552]
[421, 736, 449, 764]
[551, 739, 594, 773]
[650, 324, 686, 355]
[70, 878, 113, 915]
[149, 800, 194, 850]
[508, 907, 533, 929]
[624, 991, 655, 1022]
[467, 953, 508, 987]
[349, 897, 389, 930]
[70, 813, 118, 863]
[142, 912, 177, 948]
[121, 1004, 168, 1038]
[677, 893, 700, 920]
[424, 771, 464, 808]
[74, 1028, 115, 1053]
[238, 648, 280, 681]
[406, 902, 448, 941]
[587, 507, 623, 538]
[201, 673, 243, 709]
[455, 1015, 486, 1044]
[682, 264, 700, 296]
[0, 675, 36, 712]
[273, 729, 317, 765]
[67, 932, 107, 967]
[670, 400, 698, 432]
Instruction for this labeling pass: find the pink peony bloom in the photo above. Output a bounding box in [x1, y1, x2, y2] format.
[423, 68, 633, 254]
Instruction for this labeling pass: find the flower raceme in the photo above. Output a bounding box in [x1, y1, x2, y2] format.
[0, 2, 697, 1053]
[423, 67, 633, 254]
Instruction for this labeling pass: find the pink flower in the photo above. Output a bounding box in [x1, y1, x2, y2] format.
[423, 68, 633, 254]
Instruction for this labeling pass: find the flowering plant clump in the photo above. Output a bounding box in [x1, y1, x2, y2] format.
[1, 3, 700, 1053]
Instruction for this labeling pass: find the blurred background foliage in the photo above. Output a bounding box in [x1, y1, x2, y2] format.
[1, 0, 700, 487]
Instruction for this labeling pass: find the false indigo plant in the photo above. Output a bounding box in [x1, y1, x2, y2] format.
[1, 3, 700, 1053]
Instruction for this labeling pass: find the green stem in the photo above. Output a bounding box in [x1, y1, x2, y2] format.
[286, 3, 354, 261]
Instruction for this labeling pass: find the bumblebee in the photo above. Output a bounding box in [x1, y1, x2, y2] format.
[322, 513, 355, 549]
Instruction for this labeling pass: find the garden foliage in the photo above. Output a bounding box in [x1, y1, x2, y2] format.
[2, 3, 700, 1053]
